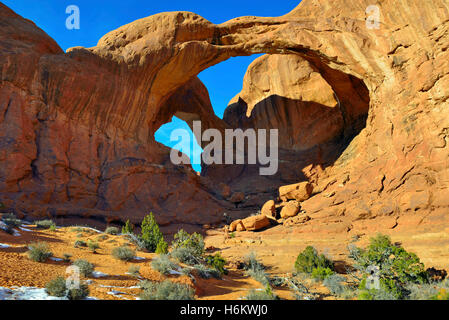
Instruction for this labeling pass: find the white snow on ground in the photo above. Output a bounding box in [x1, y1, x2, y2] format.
[0, 221, 8, 231]
[0, 286, 67, 300]
[50, 257, 63, 262]
[92, 271, 109, 278]
[0, 286, 99, 300]
[99, 285, 140, 289]
[12, 229, 21, 237]
[0, 243, 10, 249]
[19, 226, 32, 232]
[168, 269, 183, 276]
[134, 256, 146, 261]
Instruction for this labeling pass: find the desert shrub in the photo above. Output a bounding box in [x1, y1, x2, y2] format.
[311, 267, 334, 281]
[139, 280, 195, 300]
[205, 253, 228, 275]
[67, 282, 90, 300]
[151, 254, 179, 275]
[128, 265, 141, 278]
[243, 252, 269, 286]
[122, 220, 134, 235]
[27, 242, 53, 262]
[87, 240, 100, 253]
[96, 234, 109, 242]
[295, 246, 334, 274]
[406, 279, 449, 300]
[349, 234, 429, 300]
[124, 233, 146, 251]
[245, 286, 278, 300]
[1, 213, 22, 228]
[73, 259, 95, 277]
[139, 213, 164, 252]
[193, 264, 221, 279]
[171, 229, 204, 258]
[323, 274, 346, 296]
[431, 289, 449, 300]
[74, 240, 87, 248]
[112, 246, 136, 261]
[62, 253, 72, 263]
[155, 238, 169, 255]
[170, 247, 202, 266]
[45, 277, 67, 297]
[105, 226, 119, 235]
[34, 219, 56, 230]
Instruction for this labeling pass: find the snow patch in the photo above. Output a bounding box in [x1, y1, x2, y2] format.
[0, 286, 67, 300]
[50, 257, 63, 262]
[92, 271, 109, 278]
[0, 243, 10, 249]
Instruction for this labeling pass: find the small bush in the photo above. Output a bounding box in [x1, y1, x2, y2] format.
[245, 286, 278, 300]
[243, 252, 269, 286]
[105, 226, 119, 235]
[87, 240, 100, 253]
[170, 247, 201, 265]
[128, 265, 141, 278]
[1, 213, 22, 228]
[206, 253, 228, 275]
[73, 259, 95, 277]
[122, 220, 134, 235]
[112, 246, 136, 261]
[139, 280, 195, 300]
[96, 234, 109, 242]
[151, 254, 179, 275]
[323, 274, 346, 296]
[139, 213, 164, 252]
[155, 238, 169, 255]
[27, 242, 53, 262]
[34, 219, 56, 230]
[349, 233, 429, 300]
[74, 240, 87, 248]
[67, 282, 90, 300]
[193, 264, 221, 279]
[171, 229, 204, 258]
[295, 246, 334, 274]
[45, 276, 67, 297]
[62, 253, 72, 263]
[311, 267, 334, 281]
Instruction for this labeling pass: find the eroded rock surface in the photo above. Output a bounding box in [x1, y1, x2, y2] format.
[0, 0, 448, 232]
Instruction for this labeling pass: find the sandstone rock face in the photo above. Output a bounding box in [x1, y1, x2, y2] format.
[0, 0, 448, 231]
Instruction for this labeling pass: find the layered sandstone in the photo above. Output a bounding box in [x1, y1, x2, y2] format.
[0, 0, 448, 232]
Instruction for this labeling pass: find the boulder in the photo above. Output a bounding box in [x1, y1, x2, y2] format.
[280, 201, 301, 218]
[261, 200, 276, 218]
[229, 219, 245, 232]
[279, 182, 313, 202]
[242, 215, 270, 231]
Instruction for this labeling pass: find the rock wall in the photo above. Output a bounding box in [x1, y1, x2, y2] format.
[0, 0, 448, 229]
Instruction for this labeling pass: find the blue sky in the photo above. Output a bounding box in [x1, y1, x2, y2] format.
[3, 0, 299, 171]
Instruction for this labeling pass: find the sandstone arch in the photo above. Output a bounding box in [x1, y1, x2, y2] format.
[0, 1, 448, 229]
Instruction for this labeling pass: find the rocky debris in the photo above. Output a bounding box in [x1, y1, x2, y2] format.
[229, 219, 245, 232]
[279, 182, 314, 202]
[280, 201, 301, 219]
[261, 200, 276, 218]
